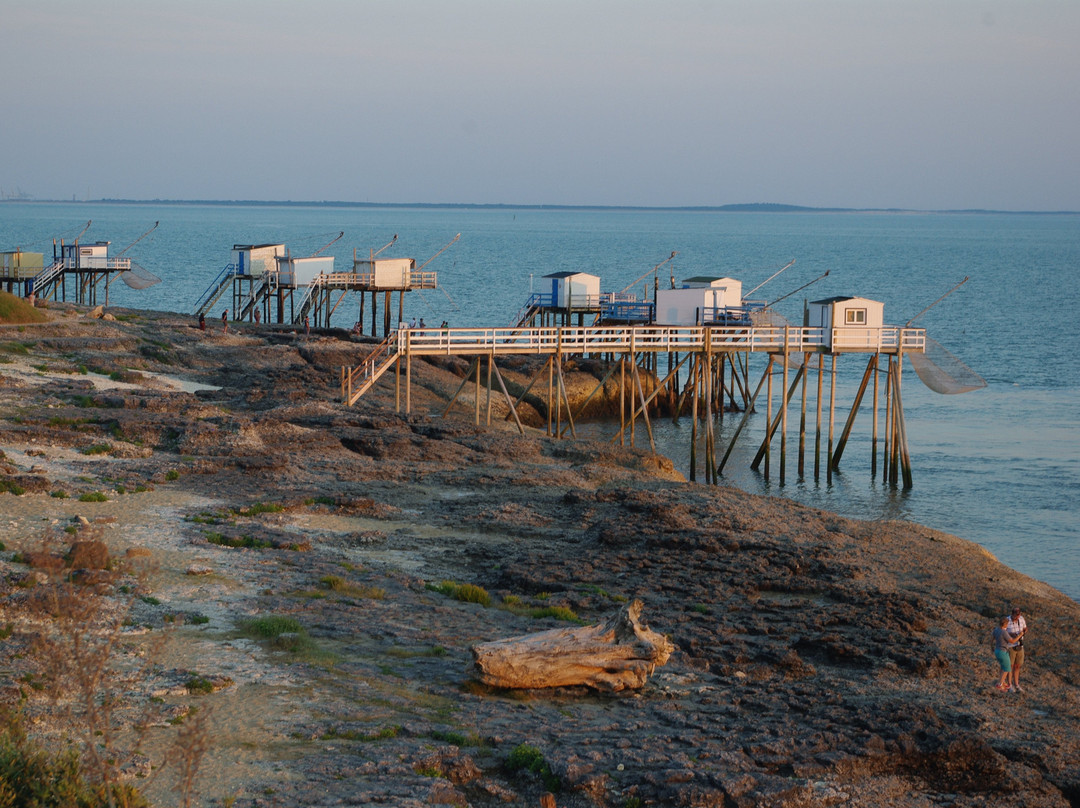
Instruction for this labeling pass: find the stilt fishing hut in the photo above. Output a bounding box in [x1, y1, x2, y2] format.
[0, 251, 44, 296]
[516, 271, 602, 327]
[22, 222, 161, 305]
[341, 272, 982, 492]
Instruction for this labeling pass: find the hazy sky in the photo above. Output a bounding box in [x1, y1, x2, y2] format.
[3, 1, 1079, 210]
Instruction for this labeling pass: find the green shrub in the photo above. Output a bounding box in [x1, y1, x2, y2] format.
[0, 707, 149, 807]
[318, 575, 386, 600]
[0, 480, 25, 496]
[50, 490, 69, 498]
[81, 444, 111, 455]
[185, 675, 215, 695]
[78, 491, 109, 502]
[530, 605, 582, 623]
[205, 532, 272, 549]
[427, 580, 491, 607]
[243, 502, 285, 516]
[239, 615, 304, 639]
[164, 469, 180, 481]
[506, 743, 560, 791]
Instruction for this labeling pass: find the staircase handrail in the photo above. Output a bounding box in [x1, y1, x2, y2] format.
[193, 262, 237, 315]
[341, 331, 400, 404]
[291, 273, 326, 323]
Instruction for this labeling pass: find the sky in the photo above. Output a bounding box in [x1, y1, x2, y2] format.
[3, 0, 1079, 210]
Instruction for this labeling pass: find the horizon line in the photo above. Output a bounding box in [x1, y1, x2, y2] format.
[3, 198, 1077, 215]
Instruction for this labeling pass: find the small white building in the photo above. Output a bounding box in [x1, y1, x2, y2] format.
[808, 296, 885, 349]
[277, 255, 334, 287]
[233, 244, 286, 277]
[544, 271, 600, 308]
[62, 241, 113, 269]
[654, 276, 744, 325]
[354, 257, 417, 289]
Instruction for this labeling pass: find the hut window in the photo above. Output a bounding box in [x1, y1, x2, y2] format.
[845, 308, 867, 325]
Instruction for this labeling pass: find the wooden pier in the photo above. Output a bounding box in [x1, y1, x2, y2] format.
[341, 323, 926, 488]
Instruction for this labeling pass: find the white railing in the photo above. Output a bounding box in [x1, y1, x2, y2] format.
[63, 256, 131, 271]
[395, 324, 925, 357]
[335, 270, 438, 288]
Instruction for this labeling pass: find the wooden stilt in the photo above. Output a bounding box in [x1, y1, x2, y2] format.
[491, 361, 525, 434]
[442, 357, 480, 417]
[827, 354, 837, 483]
[893, 358, 913, 489]
[555, 358, 577, 438]
[630, 359, 655, 453]
[619, 356, 626, 445]
[872, 351, 880, 476]
[832, 354, 877, 470]
[751, 364, 807, 471]
[717, 357, 774, 476]
[486, 352, 493, 426]
[765, 354, 773, 480]
[689, 356, 699, 482]
[798, 350, 809, 477]
[405, 345, 412, 415]
[780, 328, 790, 483]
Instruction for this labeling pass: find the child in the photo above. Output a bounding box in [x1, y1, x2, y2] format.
[992, 615, 1016, 691]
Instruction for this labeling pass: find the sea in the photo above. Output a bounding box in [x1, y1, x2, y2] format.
[2, 201, 1078, 601]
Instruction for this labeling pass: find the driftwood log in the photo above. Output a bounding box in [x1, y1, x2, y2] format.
[470, 599, 673, 691]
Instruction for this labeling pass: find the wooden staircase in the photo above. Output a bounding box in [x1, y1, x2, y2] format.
[340, 332, 399, 405]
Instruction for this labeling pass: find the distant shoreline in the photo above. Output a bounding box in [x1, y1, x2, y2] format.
[2, 198, 1076, 215]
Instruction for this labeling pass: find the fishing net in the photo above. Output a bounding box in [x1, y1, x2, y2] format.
[910, 336, 986, 394]
[119, 262, 161, 290]
[748, 309, 805, 367]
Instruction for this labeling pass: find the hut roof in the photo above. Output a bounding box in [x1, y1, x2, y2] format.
[543, 271, 597, 279]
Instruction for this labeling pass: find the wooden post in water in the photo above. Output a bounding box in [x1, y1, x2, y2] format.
[689, 355, 699, 482]
[832, 354, 877, 470]
[764, 354, 773, 480]
[781, 327, 790, 483]
[827, 354, 837, 484]
[718, 357, 774, 476]
[883, 356, 892, 481]
[704, 338, 714, 483]
[872, 351, 880, 476]
[798, 350, 809, 477]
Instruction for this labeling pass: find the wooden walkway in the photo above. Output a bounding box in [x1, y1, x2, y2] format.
[340, 322, 925, 489]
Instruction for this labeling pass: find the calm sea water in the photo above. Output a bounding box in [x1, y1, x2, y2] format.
[3, 202, 1078, 600]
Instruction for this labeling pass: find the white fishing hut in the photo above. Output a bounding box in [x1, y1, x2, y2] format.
[277, 255, 334, 287]
[545, 271, 600, 308]
[61, 241, 113, 269]
[654, 276, 744, 325]
[354, 257, 419, 289]
[233, 243, 286, 277]
[808, 296, 885, 350]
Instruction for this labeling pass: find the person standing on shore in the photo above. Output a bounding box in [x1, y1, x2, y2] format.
[992, 616, 1015, 691]
[1007, 606, 1028, 692]
[221, 309, 228, 334]
[198, 312, 205, 331]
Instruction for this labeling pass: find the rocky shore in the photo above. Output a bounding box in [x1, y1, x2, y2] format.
[2, 298, 1079, 807]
